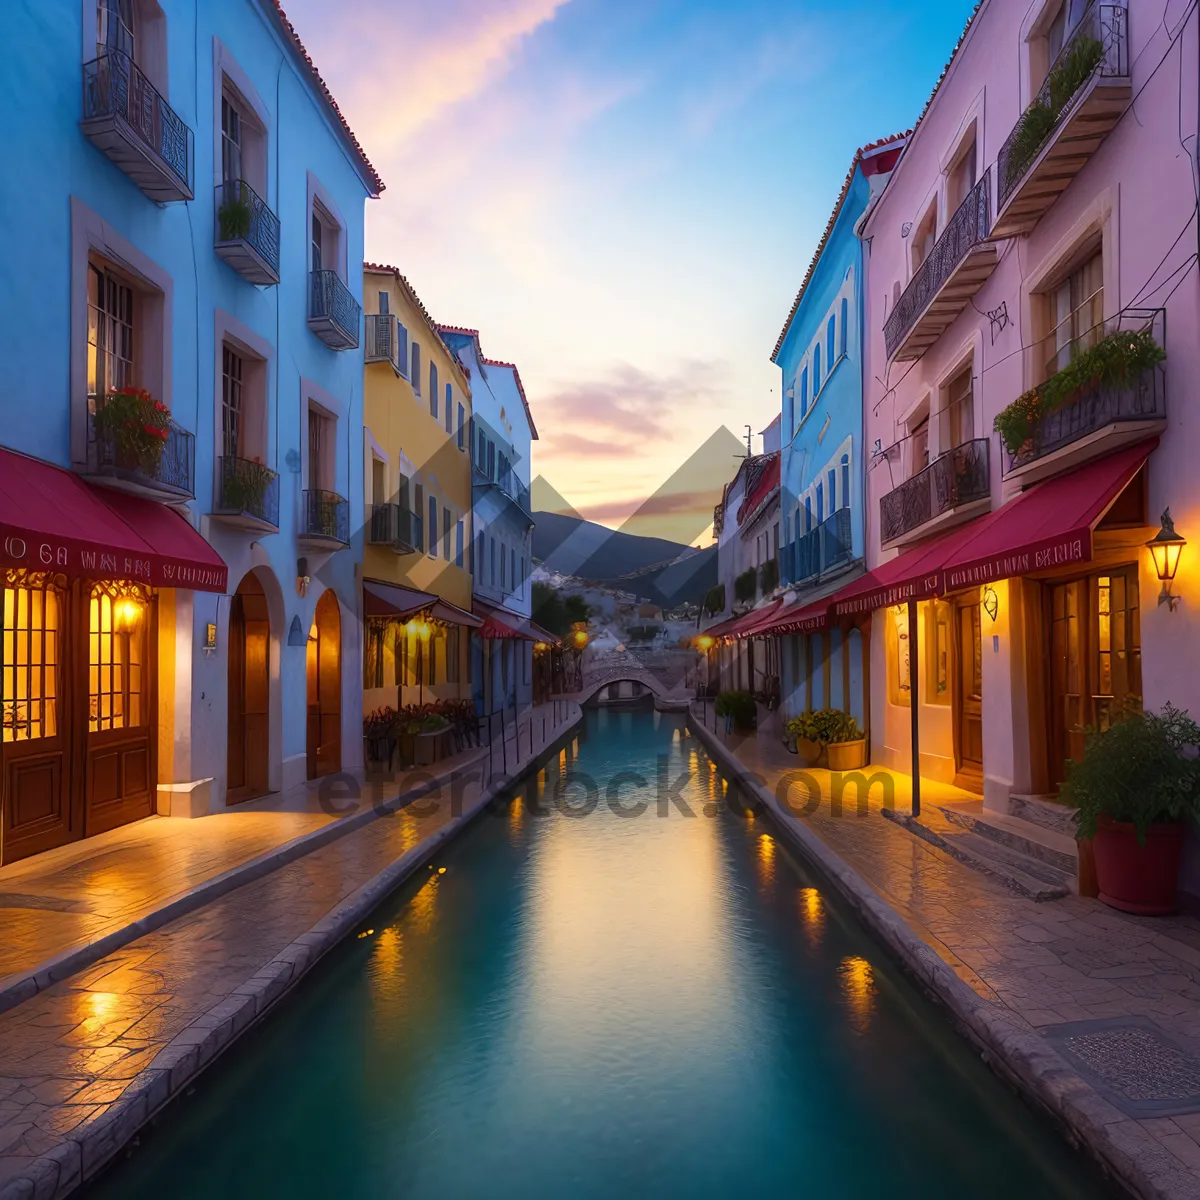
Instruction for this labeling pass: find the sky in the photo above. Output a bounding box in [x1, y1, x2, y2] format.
[284, 0, 978, 542]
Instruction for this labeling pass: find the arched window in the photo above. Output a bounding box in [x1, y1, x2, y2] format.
[840, 298, 849, 356]
[800, 367, 809, 418]
[841, 454, 850, 508]
[826, 315, 836, 367]
[813, 344, 822, 395]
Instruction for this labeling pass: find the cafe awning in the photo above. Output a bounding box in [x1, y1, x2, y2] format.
[0, 447, 227, 592]
[527, 619, 562, 648]
[363, 579, 483, 627]
[757, 596, 830, 636]
[730, 598, 783, 639]
[473, 600, 536, 641]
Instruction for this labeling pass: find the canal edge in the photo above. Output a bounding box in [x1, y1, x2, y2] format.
[0, 705, 585, 1200]
[687, 714, 1177, 1200]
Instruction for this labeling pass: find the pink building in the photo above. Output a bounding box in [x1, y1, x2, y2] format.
[854, 1, 1199, 859]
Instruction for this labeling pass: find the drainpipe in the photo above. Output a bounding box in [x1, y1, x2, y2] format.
[908, 598, 921, 818]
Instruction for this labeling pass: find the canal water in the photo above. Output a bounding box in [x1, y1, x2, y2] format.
[91, 708, 1118, 1199]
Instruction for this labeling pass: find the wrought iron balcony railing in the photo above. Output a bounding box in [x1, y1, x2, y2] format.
[301, 489, 349, 545]
[881, 438, 990, 545]
[308, 270, 361, 351]
[215, 456, 280, 528]
[364, 314, 397, 364]
[884, 174, 991, 361]
[997, 4, 1129, 216]
[214, 180, 280, 285]
[367, 503, 422, 553]
[81, 51, 193, 202]
[1003, 308, 1166, 477]
[788, 506, 852, 586]
[88, 407, 195, 501]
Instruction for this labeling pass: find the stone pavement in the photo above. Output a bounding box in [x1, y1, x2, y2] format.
[691, 704, 1200, 1200]
[0, 701, 583, 1199]
[0, 700, 571, 1015]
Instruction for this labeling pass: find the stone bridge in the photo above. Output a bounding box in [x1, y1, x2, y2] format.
[572, 658, 693, 708]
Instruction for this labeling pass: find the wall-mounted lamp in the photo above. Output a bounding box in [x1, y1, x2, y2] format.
[296, 556, 310, 598]
[573, 630, 589, 649]
[1147, 508, 1186, 611]
[696, 635, 715, 652]
[981, 585, 999, 622]
[112, 595, 143, 633]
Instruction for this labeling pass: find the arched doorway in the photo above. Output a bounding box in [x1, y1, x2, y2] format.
[227, 571, 271, 804]
[307, 589, 341, 779]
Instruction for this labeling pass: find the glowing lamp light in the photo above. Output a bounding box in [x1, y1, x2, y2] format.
[1147, 508, 1186, 611]
[534, 641, 549, 652]
[696, 635, 715, 652]
[573, 630, 589, 649]
[112, 596, 143, 633]
[981, 585, 999, 623]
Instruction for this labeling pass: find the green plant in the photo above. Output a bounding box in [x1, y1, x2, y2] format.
[703, 584, 726, 615]
[786, 709, 861, 747]
[363, 706, 398, 739]
[734, 568, 757, 604]
[1003, 34, 1105, 191]
[1064, 704, 1200, 844]
[993, 328, 1165, 455]
[759, 558, 779, 594]
[714, 689, 756, 727]
[221, 457, 275, 516]
[94, 386, 170, 474]
[218, 185, 252, 241]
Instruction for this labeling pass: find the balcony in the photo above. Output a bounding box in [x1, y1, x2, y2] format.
[789, 507, 852, 586]
[300, 489, 349, 548]
[308, 271, 360, 351]
[81, 52, 193, 203]
[367, 503, 422, 554]
[881, 438, 990, 548]
[884, 175, 997, 362]
[214, 181, 280, 285]
[85, 397, 194, 504]
[992, 4, 1130, 240]
[364, 314, 397, 364]
[472, 467, 534, 524]
[1000, 308, 1166, 486]
[213, 456, 280, 532]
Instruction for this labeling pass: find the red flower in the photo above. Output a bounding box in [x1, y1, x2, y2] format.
[154, 401, 168, 413]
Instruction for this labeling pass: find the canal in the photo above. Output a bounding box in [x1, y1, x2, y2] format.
[90, 707, 1118, 1198]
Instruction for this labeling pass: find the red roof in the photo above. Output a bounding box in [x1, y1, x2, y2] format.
[271, 4, 384, 196]
[434, 327, 539, 441]
[0, 448, 227, 592]
[737, 452, 780, 525]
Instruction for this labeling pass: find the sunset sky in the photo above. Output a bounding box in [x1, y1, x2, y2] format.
[284, 0, 976, 540]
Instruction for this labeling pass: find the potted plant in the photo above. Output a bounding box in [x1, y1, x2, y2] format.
[363, 706, 398, 766]
[715, 689, 756, 734]
[787, 709, 866, 770]
[414, 710, 451, 765]
[218, 181, 253, 242]
[94, 386, 170, 475]
[222, 456, 275, 517]
[1063, 703, 1200, 915]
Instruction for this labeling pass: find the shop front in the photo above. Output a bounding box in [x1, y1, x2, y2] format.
[0, 448, 227, 864]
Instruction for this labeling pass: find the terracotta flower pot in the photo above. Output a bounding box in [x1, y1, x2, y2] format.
[827, 739, 867, 772]
[1092, 815, 1185, 915]
[794, 737, 826, 768]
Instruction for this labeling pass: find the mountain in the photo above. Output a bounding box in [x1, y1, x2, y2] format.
[532, 510, 717, 607]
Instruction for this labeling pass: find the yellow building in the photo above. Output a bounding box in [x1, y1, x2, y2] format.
[361, 263, 479, 712]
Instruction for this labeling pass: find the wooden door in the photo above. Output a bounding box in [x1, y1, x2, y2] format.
[85, 583, 155, 837]
[1, 574, 76, 863]
[227, 573, 270, 804]
[954, 597, 983, 792]
[306, 589, 341, 779]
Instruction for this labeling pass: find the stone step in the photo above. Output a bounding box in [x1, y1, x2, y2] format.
[1008, 792, 1079, 838]
[884, 809, 1073, 902]
[938, 806, 1078, 876]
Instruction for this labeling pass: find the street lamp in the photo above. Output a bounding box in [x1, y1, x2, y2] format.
[695, 634, 715, 652]
[1147, 509, 1187, 611]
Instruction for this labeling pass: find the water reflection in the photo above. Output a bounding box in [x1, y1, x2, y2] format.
[839, 955, 876, 1034]
[798, 887, 825, 949]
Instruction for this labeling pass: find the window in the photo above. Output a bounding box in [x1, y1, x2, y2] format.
[490, 537, 496, 584]
[395, 322, 409, 377]
[457, 403, 465, 450]
[97, 0, 135, 59]
[800, 367, 809, 418]
[2, 577, 62, 744]
[414, 483, 424, 551]
[804, 496, 812, 533]
[927, 600, 952, 706]
[827, 469, 836, 512]
[221, 94, 241, 184]
[826, 315, 836, 368]
[221, 345, 242, 459]
[310, 211, 322, 273]
[428, 495, 438, 557]
[477, 426, 487, 468]
[840, 298, 849, 357]
[910, 416, 930, 478]
[444, 383, 453, 434]
[942, 365, 974, 448]
[476, 530, 484, 575]
[441, 506, 451, 559]
[411, 343, 422, 394]
[87, 262, 134, 411]
[1041, 249, 1103, 381]
[841, 454, 850, 508]
[371, 456, 386, 507]
[511, 549, 517, 594]
[948, 135, 977, 212]
[887, 604, 911, 707]
[430, 363, 438, 419]
[446, 626, 461, 683]
[813, 344, 822, 395]
[456, 520, 464, 568]
[307, 405, 333, 490]
[912, 204, 937, 271]
[501, 542, 507, 589]
[487, 441, 496, 481]
[89, 582, 149, 732]
[816, 481, 824, 524]
[377, 291, 389, 315]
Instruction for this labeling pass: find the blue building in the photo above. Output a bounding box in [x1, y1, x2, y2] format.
[439, 328, 539, 715]
[0, 0, 380, 862]
[773, 135, 905, 723]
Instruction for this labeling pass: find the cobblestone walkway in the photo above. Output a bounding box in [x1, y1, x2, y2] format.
[695, 707, 1200, 1196]
[0, 705, 581, 1198]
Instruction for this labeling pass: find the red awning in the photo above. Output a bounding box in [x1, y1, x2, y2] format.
[701, 613, 741, 639]
[730, 599, 783, 639]
[940, 439, 1156, 591]
[0, 447, 227, 592]
[527, 620, 562, 648]
[363, 579, 483, 627]
[473, 601, 536, 641]
[759, 596, 830, 635]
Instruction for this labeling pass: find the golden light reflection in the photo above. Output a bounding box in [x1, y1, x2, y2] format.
[87, 991, 120, 1022]
[408, 877, 439, 934]
[798, 887, 825, 948]
[839, 955, 877, 1033]
[756, 832, 776, 889]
